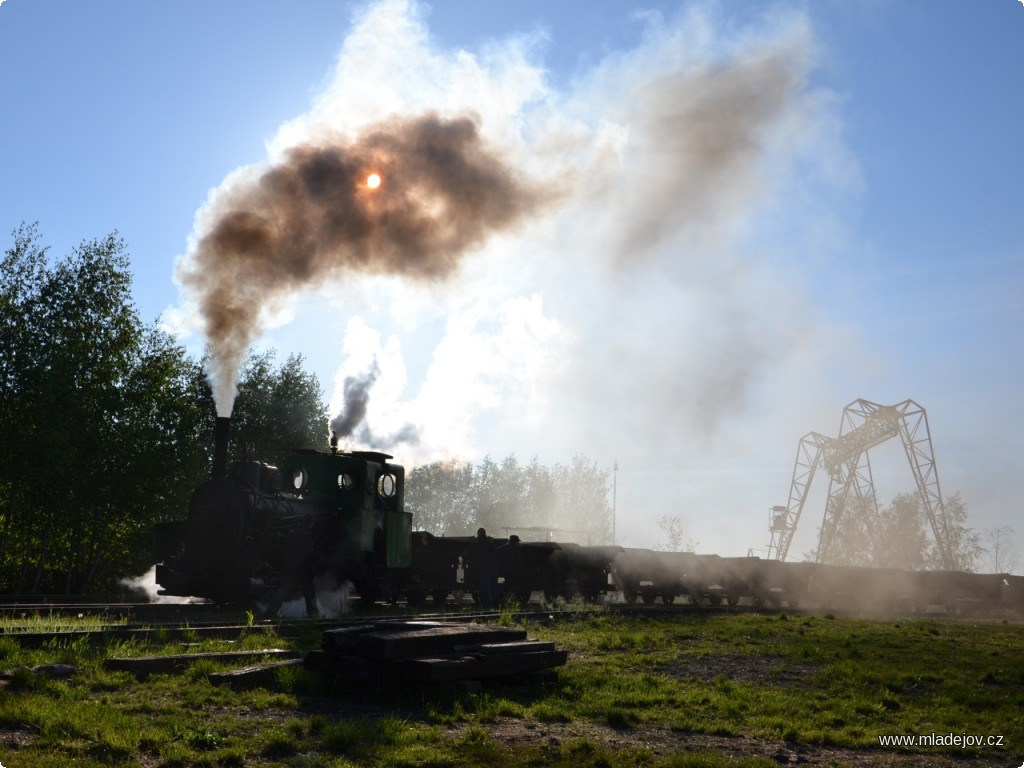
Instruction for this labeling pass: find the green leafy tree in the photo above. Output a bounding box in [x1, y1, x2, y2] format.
[0, 226, 212, 592]
[815, 495, 878, 567]
[404, 453, 613, 543]
[926, 492, 982, 571]
[227, 350, 329, 468]
[405, 460, 477, 536]
[872, 493, 930, 570]
[549, 455, 613, 543]
[812, 490, 981, 572]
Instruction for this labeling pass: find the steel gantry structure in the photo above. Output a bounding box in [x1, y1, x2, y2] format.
[765, 399, 954, 569]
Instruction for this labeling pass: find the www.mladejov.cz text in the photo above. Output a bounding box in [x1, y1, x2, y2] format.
[878, 733, 1004, 748]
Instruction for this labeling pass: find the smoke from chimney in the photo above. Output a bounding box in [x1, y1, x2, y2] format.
[329, 359, 421, 450]
[177, 113, 550, 416]
[329, 361, 379, 440]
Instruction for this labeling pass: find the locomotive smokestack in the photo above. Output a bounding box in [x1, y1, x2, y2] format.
[212, 416, 231, 480]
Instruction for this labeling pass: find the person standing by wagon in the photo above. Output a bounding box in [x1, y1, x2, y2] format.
[498, 534, 525, 604]
[463, 527, 498, 608]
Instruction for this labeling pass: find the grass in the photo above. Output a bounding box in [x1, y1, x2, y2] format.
[540, 612, 1024, 753]
[0, 610, 128, 633]
[0, 610, 1019, 766]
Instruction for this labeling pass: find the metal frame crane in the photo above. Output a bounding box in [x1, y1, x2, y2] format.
[766, 399, 954, 568]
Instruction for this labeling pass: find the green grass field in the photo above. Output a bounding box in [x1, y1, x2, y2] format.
[0, 610, 1020, 767]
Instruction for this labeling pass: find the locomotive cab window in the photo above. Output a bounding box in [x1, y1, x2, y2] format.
[378, 473, 397, 498]
[337, 473, 355, 491]
[291, 467, 308, 492]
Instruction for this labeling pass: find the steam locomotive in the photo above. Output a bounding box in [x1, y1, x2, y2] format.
[155, 418, 1023, 617]
[155, 417, 567, 608]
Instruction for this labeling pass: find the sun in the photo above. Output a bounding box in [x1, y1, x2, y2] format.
[366, 173, 381, 189]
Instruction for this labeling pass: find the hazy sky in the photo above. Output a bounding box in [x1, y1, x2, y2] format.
[2, 0, 1021, 561]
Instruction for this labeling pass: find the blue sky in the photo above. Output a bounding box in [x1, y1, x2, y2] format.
[2, 1, 1022, 563]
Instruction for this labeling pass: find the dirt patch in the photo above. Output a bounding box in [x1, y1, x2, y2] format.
[654, 652, 818, 687]
[458, 718, 1011, 767]
[0, 727, 36, 751]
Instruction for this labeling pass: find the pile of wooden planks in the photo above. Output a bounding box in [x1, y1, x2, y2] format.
[307, 620, 568, 683]
[106, 621, 566, 690]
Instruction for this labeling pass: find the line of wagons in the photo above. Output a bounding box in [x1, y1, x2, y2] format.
[415, 534, 1023, 617]
[154, 422, 1020, 618]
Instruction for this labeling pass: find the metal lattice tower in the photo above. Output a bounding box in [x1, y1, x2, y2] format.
[765, 399, 953, 568]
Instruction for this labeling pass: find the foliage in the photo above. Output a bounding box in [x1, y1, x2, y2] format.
[0, 224, 329, 594]
[0, 225, 210, 592]
[930, 492, 984, 571]
[406, 454, 613, 542]
[654, 514, 698, 552]
[227, 349, 329, 467]
[812, 491, 982, 571]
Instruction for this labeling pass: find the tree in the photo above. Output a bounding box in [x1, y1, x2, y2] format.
[549, 455, 613, 543]
[227, 350, 329, 468]
[926, 492, 982, 572]
[404, 453, 613, 543]
[654, 514, 698, 552]
[815, 495, 877, 567]
[405, 460, 477, 536]
[812, 490, 982, 572]
[871, 493, 930, 570]
[0, 226, 217, 592]
[984, 526, 1019, 574]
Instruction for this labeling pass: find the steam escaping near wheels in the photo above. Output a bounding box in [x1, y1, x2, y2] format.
[119, 566, 201, 605]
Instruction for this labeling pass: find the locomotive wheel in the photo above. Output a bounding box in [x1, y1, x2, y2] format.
[661, 592, 677, 606]
[707, 594, 722, 606]
[641, 589, 657, 606]
[726, 594, 740, 607]
[431, 589, 448, 609]
[407, 589, 426, 608]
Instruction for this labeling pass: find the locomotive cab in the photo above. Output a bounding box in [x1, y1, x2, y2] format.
[279, 449, 411, 569]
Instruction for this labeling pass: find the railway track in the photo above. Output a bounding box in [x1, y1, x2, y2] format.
[1, 590, 1016, 649]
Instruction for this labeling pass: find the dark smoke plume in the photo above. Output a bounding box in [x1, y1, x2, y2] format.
[178, 112, 548, 415]
[329, 360, 421, 449]
[330, 362, 379, 439]
[612, 51, 796, 262]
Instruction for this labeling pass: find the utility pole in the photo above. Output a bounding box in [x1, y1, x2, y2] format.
[612, 461, 618, 545]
